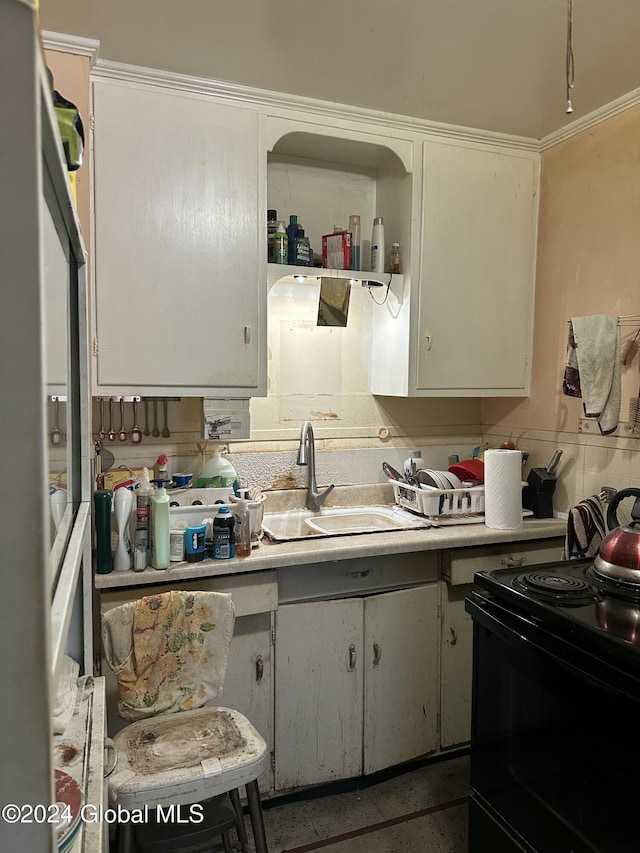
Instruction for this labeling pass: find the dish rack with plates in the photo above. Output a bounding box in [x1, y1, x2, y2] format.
[391, 480, 486, 525]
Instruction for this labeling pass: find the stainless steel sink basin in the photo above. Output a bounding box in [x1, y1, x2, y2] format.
[262, 505, 428, 541]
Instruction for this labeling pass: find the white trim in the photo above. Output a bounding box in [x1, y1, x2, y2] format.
[50, 502, 90, 680]
[91, 58, 541, 153]
[41, 29, 100, 62]
[539, 87, 640, 150]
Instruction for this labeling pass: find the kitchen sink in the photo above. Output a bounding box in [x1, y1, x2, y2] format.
[262, 504, 428, 541]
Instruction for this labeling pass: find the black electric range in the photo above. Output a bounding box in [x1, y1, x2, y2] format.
[474, 558, 640, 671]
[466, 558, 640, 853]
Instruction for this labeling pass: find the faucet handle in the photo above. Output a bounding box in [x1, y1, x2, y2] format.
[314, 484, 335, 509]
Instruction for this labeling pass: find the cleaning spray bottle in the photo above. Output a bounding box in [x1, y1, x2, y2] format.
[113, 485, 133, 571]
[150, 478, 171, 570]
[196, 445, 239, 491]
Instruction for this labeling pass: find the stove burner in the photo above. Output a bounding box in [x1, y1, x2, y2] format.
[513, 571, 596, 606]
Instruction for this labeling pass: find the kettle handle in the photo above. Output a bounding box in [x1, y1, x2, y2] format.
[606, 488, 640, 531]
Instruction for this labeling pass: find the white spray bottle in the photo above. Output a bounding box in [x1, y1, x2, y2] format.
[113, 486, 133, 570]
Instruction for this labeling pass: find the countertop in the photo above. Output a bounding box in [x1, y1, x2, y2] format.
[95, 511, 566, 590]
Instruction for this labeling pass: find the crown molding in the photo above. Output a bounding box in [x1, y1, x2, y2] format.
[540, 87, 640, 150]
[41, 30, 100, 63]
[91, 58, 541, 153]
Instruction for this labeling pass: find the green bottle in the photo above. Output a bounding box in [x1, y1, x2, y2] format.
[94, 489, 113, 574]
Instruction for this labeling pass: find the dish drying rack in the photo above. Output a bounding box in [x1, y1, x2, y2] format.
[391, 480, 486, 525]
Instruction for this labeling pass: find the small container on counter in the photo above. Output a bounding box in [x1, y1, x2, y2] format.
[185, 523, 206, 563]
[170, 527, 186, 562]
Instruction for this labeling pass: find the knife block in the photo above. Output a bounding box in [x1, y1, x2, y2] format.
[522, 468, 557, 518]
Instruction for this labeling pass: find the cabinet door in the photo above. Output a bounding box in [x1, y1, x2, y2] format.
[417, 139, 538, 395]
[211, 612, 273, 792]
[92, 79, 264, 395]
[440, 582, 474, 749]
[363, 585, 439, 774]
[274, 599, 363, 790]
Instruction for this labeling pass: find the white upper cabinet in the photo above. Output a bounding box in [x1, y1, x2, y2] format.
[416, 139, 538, 395]
[371, 136, 539, 397]
[92, 77, 266, 396]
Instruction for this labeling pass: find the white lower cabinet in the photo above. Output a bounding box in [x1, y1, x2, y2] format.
[439, 538, 564, 749]
[274, 584, 439, 791]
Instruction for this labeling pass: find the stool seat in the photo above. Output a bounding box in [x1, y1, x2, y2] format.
[109, 707, 268, 810]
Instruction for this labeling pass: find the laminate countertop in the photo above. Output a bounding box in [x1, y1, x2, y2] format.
[95, 490, 566, 591]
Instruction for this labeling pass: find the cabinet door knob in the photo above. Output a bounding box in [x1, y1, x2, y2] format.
[449, 624, 458, 646]
[347, 570, 370, 578]
[244, 325, 252, 345]
[424, 335, 432, 351]
[373, 642, 382, 667]
[501, 556, 525, 568]
[255, 655, 264, 683]
[348, 643, 357, 671]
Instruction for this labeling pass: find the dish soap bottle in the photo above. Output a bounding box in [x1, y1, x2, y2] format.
[195, 446, 239, 491]
[150, 479, 170, 569]
[403, 450, 426, 479]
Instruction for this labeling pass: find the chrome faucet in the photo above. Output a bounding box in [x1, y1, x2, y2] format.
[297, 420, 335, 511]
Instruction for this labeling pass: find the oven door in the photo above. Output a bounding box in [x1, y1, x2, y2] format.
[467, 590, 640, 853]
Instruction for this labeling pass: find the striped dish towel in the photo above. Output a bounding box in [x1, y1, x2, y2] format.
[563, 495, 606, 559]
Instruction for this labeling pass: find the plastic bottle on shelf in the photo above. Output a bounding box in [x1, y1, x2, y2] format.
[267, 209, 278, 262]
[135, 467, 154, 563]
[403, 450, 426, 479]
[348, 214, 361, 271]
[273, 221, 288, 264]
[286, 215, 300, 264]
[155, 453, 168, 481]
[113, 486, 133, 570]
[213, 506, 235, 559]
[195, 446, 239, 490]
[371, 217, 385, 273]
[150, 479, 170, 569]
[294, 228, 311, 266]
[389, 242, 401, 274]
[94, 488, 113, 574]
[233, 499, 252, 558]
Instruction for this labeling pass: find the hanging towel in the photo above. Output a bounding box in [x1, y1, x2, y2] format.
[563, 495, 606, 559]
[563, 315, 621, 435]
[102, 590, 235, 722]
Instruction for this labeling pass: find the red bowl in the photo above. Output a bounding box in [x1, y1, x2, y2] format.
[448, 458, 485, 484]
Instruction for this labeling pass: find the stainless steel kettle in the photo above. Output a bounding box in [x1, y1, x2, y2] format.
[594, 488, 640, 583]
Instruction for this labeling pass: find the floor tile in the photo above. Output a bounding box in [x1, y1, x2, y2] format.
[263, 755, 469, 853]
[320, 803, 468, 853]
[362, 756, 470, 820]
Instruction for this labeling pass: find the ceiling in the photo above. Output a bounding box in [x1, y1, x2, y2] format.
[41, 0, 640, 140]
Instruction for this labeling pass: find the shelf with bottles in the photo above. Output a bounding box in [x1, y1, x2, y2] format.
[267, 263, 403, 301]
[267, 264, 404, 305]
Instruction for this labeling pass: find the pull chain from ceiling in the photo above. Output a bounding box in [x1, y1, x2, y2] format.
[566, 0, 575, 113]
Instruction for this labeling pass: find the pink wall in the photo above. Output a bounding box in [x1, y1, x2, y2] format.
[483, 105, 640, 433]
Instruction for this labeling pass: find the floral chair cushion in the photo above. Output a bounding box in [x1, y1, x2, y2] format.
[102, 590, 235, 722]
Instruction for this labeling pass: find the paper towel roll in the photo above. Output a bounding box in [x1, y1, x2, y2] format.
[484, 449, 523, 530]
